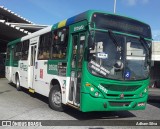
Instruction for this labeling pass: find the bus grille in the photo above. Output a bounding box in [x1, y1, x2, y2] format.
[101, 84, 141, 92]
[106, 94, 134, 98]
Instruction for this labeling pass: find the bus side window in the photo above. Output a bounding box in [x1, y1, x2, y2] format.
[21, 40, 29, 60]
[51, 28, 68, 59]
[14, 42, 22, 61]
[38, 32, 52, 60]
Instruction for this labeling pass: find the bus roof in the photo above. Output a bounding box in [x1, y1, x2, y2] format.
[8, 10, 93, 46]
[52, 10, 150, 30]
[8, 10, 150, 46]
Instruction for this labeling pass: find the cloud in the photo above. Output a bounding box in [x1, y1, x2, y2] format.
[123, 0, 149, 6]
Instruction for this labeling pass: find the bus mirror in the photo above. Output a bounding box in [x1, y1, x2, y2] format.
[89, 22, 96, 29]
[88, 34, 95, 50]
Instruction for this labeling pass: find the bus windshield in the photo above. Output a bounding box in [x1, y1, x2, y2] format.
[88, 31, 151, 81]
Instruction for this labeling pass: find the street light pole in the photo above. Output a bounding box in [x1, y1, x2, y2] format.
[114, 0, 117, 14]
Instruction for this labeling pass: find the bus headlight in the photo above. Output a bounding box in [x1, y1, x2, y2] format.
[95, 92, 99, 97]
[89, 86, 103, 98]
[90, 87, 94, 92]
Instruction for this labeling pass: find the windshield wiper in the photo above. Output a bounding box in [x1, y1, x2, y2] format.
[139, 36, 149, 58]
[139, 36, 150, 66]
[108, 30, 124, 71]
[108, 30, 121, 51]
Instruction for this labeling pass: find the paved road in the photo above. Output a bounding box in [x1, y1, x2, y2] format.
[0, 78, 160, 129]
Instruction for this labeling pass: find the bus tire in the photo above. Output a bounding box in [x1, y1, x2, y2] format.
[16, 74, 21, 91]
[49, 84, 65, 112]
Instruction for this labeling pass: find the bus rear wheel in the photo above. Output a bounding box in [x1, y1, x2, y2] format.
[49, 84, 65, 111]
[16, 74, 21, 91]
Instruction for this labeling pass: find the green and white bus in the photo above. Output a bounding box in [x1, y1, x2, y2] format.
[5, 10, 152, 112]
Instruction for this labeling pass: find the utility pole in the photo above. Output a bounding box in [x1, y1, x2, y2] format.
[114, 0, 117, 14]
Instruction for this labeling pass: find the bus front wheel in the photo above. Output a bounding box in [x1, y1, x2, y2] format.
[16, 74, 21, 91]
[49, 84, 65, 111]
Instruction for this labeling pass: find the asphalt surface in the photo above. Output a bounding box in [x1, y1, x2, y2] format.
[0, 78, 160, 129]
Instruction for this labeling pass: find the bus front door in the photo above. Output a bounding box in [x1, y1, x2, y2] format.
[28, 44, 37, 90]
[69, 33, 85, 106]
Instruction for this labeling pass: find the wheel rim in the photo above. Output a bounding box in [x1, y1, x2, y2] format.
[52, 91, 61, 106]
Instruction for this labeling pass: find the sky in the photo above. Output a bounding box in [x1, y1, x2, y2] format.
[0, 0, 160, 40]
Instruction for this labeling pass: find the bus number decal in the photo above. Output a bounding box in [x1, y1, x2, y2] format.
[98, 84, 108, 94]
[97, 53, 108, 59]
[74, 25, 84, 32]
[63, 80, 66, 88]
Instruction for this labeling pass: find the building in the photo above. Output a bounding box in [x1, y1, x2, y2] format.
[0, 6, 48, 77]
[151, 41, 160, 88]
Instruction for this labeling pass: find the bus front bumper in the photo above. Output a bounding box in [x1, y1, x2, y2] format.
[80, 93, 148, 112]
